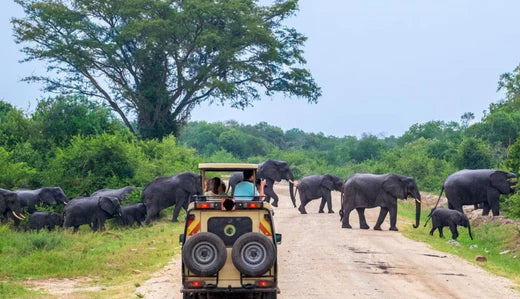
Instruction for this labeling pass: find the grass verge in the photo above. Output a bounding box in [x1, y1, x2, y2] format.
[0, 207, 185, 298]
[398, 201, 520, 286]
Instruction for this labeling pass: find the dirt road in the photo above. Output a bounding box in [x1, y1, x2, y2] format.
[137, 183, 519, 298]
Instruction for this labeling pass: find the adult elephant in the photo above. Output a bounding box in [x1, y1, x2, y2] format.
[0, 188, 25, 224]
[297, 174, 344, 214]
[340, 173, 421, 231]
[227, 160, 296, 207]
[63, 196, 121, 233]
[91, 186, 135, 203]
[435, 169, 516, 216]
[14, 187, 68, 213]
[258, 160, 296, 207]
[143, 172, 202, 224]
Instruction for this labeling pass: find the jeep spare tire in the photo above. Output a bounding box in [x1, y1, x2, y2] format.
[182, 232, 227, 276]
[232, 232, 276, 276]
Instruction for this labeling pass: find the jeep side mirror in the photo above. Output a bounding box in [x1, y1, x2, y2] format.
[275, 233, 282, 244]
[179, 234, 185, 244]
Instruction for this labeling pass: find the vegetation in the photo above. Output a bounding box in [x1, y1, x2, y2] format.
[398, 201, 520, 285]
[0, 209, 184, 298]
[13, 0, 320, 138]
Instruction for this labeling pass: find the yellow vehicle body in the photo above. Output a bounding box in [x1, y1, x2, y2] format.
[180, 164, 280, 298]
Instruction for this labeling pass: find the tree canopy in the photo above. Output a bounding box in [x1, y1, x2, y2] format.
[13, 0, 321, 138]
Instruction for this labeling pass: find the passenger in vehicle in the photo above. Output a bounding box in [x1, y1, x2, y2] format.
[204, 177, 226, 196]
[233, 170, 265, 200]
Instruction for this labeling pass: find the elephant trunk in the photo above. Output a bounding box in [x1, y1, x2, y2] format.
[467, 222, 473, 240]
[289, 181, 296, 208]
[413, 194, 421, 229]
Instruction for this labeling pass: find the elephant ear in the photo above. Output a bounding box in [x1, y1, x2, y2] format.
[382, 175, 406, 199]
[322, 175, 334, 190]
[99, 197, 116, 215]
[40, 188, 57, 205]
[490, 171, 510, 194]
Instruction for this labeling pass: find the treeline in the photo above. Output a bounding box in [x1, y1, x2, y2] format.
[0, 96, 199, 198]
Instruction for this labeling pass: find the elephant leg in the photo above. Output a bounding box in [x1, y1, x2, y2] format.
[490, 200, 500, 216]
[145, 205, 159, 225]
[449, 224, 459, 240]
[172, 202, 184, 222]
[374, 207, 388, 230]
[73, 226, 79, 233]
[341, 205, 354, 228]
[429, 226, 435, 236]
[439, 227, 444, 238]
[298, 196, 308, 214]
[388, 205, 398, 231]
[356, 208, 369, 229]
[264, 184, 279, 207]
[482, 202, 491, 216]
[319, 192, 334, 213]
[318, 198, 326, 213]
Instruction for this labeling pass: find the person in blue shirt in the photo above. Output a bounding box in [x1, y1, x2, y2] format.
[233, 169, 266, 200]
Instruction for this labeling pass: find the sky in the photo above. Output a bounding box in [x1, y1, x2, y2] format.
[2, 1, 520, 138]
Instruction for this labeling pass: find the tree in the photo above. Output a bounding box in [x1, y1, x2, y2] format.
[460, 112, 474, 130]
[13, 0, 321, 139]
[456, 137, 491, 169]
[31, 95, 123, 147]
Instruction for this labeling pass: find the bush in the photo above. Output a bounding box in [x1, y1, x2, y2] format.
[0, 147, 38, 189]
[42, 132, 144, 197]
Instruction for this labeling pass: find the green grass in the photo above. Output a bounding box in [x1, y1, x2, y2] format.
[398, 201, 520, 285]
[0, 207, 185, 298]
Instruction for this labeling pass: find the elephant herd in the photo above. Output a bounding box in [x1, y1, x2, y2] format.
[292, 169, 516, 240]
[0, 160, 298, 233]
[0, 160, 516, 240]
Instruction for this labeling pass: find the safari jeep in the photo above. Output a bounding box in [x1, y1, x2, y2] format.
[180, 163, 281, 299]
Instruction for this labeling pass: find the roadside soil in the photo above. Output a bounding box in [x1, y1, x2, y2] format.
[136, 183, 519, 299]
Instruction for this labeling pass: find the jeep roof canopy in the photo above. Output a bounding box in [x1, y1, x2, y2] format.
[198, 163, 258, 171]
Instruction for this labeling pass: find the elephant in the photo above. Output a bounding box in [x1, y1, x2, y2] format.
[296, 174, 344, 214]
[91, 186, 135, 203]
[29, 211, 64, 231]
[119, 203, 147, 226]
[434, 169, 517, 216]
[227, 160, 296, 207]
[426, 207, 473, 240]
[14, 187, 68, 213]
[0, 188, 25, 224]
[63, 196, 122, 233]
[340, 173, 421, 231]
[143, 171, 202, 224]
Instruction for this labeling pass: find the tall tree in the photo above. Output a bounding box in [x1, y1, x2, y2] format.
[13, 0, 321, 138]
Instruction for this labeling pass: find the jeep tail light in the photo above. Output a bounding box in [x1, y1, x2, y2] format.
[196, 203, 211, 209]
[185, 280, 205, 288]
[256, 280, 274, 288]
[247, 202, 262, 209]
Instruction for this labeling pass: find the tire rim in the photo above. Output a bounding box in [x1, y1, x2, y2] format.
[191, 241, 217, 268]
[240, 241, 267, 268]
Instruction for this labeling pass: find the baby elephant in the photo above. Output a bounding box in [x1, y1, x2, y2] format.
[119, 203, 147, 226]
[427, 208, 473, 240]
[29, 211, 64, 231]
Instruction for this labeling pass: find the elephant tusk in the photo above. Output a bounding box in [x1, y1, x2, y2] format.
[414, 198, 422, 204]
[288, 179, 298, 185]
[12, 211, 24, 220]
[64, 201, 68, 205]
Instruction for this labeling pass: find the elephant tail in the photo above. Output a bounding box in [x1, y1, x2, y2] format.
[339, 190, 344, 221]
[424, 186, 445, 227]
